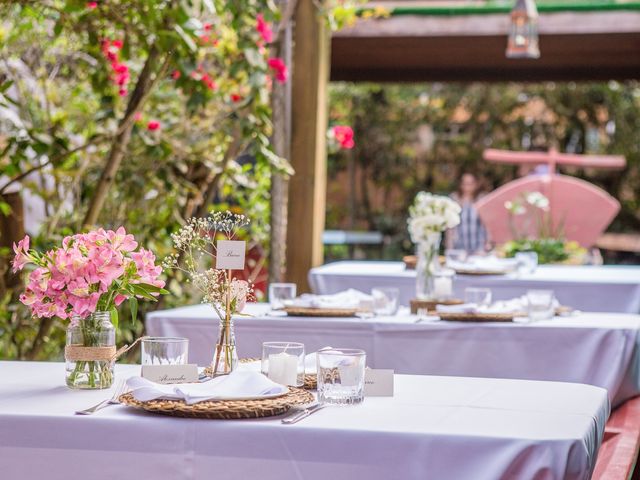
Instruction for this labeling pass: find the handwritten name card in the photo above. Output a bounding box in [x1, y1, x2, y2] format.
[141, 364, 199, 384]
[215, 240, 246, 270]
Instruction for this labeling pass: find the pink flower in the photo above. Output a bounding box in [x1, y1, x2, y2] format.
[147, 120, 160, 131]
[268, 57, 288, 84]
[172, 69, 181, 80]
[203, 23, 212, 32]
[87, 2, 98, 8]
[333, 125, 355, 149]
[12, 235, 30, 273]
[108, 227, 138, 252]
[256, 14, 273, 44]
[134, 111, 143, 122]
[114, 294, 127, 306]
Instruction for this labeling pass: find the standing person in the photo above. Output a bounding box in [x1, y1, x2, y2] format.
[446, 172, 489, 253]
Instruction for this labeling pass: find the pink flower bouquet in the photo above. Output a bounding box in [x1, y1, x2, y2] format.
[13, 227, 166, 324]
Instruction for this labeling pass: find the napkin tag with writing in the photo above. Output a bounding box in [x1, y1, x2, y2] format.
[141, 364, 199, 384]
[364, 369, 394, 396]
[216, 240, 246, 270]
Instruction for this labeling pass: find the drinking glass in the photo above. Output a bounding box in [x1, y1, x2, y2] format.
[464, 287, 492, 307]
[526, 290, 555, 321]
[516, 251, 538, 274]
[141, 337, 189, 365]
[261, 342, 305, 387]
[432, 269, 455, 300]
[445, 249, 467, 267]
[371, 287, 400, 316]
[269, 283, 297, 310]
[317, 349, 366, 405]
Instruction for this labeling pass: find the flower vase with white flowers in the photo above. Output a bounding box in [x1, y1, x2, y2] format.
[407, 192, 461, 299]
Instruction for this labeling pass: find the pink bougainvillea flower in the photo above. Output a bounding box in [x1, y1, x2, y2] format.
[87, 2, 98, 8]
[201, 73, 217, 90]
[333, 125, 355, 149]
[11, 235, 30, 273]
[118, 88, 127, 97]
[256, 14, 273, 44]
[147, 120, 161, 131]
[203, 22, 212, 31]
[268, 57, 288, 84]
[171, 69, 181, 80]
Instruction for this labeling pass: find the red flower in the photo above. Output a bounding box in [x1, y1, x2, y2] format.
[111, 40, 123, 50]
[203, 23, 212, 31]
[118, 88, 127, 97]
[133, 112, 142, 122]
[230, 93, 242, 103]
[87, 2, 98, 8]
[147, 120, 161, 131]
[268, 57, 288, 84]
[256, 14, 273, 44]
[333, 125, 355, 149]
[171, 69, 181, 80]
[201, 73, 217, 90]
[111, 62, 128, 74]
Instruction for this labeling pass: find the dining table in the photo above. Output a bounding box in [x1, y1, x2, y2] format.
[308, 261, 640, 313]
[0, 360, 609, 480]
[147, 303, 640, 407]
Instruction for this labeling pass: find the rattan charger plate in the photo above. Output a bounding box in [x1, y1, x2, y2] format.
[118, 386, 314, 420]
[283, 306, 357, 317]
[453, 268, 509, 276]
[435, 311, 518, 322]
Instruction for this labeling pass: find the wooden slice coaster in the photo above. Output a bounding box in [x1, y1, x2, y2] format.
[119, 387, 314, 420]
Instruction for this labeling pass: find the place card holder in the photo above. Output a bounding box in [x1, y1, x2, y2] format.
[141, 364, 199, 384]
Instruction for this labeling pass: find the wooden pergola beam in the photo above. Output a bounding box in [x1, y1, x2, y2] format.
[286, 0, 331, 292]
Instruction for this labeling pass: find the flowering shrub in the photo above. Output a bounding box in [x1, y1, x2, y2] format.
[329, 125, 355, 150]
[408, 192, 461, 244]
[13, 228, 165, 324]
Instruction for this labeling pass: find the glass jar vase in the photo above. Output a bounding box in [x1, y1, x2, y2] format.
[415, 233, 442, 300]
[65, 311, 116, 389]
[210, 315, 238, 376]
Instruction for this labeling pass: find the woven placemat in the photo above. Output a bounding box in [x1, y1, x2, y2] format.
[283, 306, 357, 317]
[410, 298, 463, 314]
[436, 311, 516, 322]
[453, 268, 508, 276]
[203, 360, 318, 390]
[119, 387, 314, 419]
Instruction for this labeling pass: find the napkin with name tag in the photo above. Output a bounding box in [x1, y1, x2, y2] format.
[127, 370, 288, 405]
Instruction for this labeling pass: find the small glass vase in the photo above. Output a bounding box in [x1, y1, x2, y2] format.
[415, 233, 442, 300]
[65, 311, 115, 389]
[211, 314, 238, 376]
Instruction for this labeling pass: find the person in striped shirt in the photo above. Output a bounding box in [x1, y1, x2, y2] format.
[446, 172, 490, 254]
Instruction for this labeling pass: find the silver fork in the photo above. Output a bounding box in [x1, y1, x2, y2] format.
[75, 380, 127, 415]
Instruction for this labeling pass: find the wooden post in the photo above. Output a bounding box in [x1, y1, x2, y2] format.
[286, 0, 330, 292]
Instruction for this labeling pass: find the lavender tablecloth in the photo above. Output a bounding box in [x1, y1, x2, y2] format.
[147, 304, 640, 406]
[308, 261, 640, 313]
[0, 361, 608, 480]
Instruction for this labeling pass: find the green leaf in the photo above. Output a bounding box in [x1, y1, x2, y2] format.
[129, 296, 138, 325]
[129, 284, 157, 300]
[0, 201, 12, 216]
[110, 307, 119, 329]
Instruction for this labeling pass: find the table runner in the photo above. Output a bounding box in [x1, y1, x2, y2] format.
[308, 261, 640, 313]
[0, 361, 608, 480]
[147, 304, 640, 406]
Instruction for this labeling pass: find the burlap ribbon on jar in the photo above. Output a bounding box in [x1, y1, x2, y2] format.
[65, 336, 150, 363]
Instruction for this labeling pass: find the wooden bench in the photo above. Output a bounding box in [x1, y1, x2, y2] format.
[593, 396, 640, 480]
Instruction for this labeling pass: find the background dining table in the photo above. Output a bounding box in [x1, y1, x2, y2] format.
[308, 261, 640, 313]
[0, 361, 609, 480]
[147, 303, 640, 407]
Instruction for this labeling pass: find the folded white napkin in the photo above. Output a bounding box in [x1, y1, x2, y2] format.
[451, 255, 518, 273]
[126, 371, 288, 405]
[436, 303, 478, 314]
[437, 296, 558, 315]
[290, 289, 371, 310]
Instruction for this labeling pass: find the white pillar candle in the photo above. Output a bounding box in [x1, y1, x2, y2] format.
[433, 276, 453, 298]
[268, 352, 298, 386]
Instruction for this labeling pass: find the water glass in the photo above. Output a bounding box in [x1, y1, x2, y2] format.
[141, 337, 189, 365]
[445, 249, 467, 267]
[371, 287, 399, 316]
[526, 290, 555, 321]
[261, 342, 305, 387]
[432, 269, 455, 299]
[269, 283, 297, 310]
[317, 348, 366, 405]
[516, 251, 538, 274]
[464, 287, 492, 307]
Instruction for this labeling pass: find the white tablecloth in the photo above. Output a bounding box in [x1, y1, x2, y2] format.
[147, 304, 640, 406]
[308, 261, 640, 313]
[0, 361, 608, 480]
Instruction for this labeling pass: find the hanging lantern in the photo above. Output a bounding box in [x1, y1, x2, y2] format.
[506, 0, 540, 59]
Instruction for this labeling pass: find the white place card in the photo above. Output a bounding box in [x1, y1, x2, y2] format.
[141, 364, 199, 384]
[216, 240, 246, 270]
[364, 369, 394, 396]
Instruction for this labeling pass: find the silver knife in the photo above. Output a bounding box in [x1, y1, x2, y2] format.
[281, 403, 326, 424]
